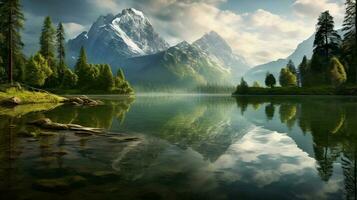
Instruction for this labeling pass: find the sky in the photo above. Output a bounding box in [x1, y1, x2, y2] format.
[22, 0, 346, 66]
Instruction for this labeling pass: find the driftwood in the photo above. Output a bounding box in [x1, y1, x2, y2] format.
[28, 118, 104, 134]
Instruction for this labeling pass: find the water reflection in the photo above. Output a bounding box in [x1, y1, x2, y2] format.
[0, 95, 357, 199]
[235, 96, 357, 199]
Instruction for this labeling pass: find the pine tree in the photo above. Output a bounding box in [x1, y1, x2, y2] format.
[298, 56, 309, 87]
[0, 0, 25, 84]
[236, 78, 249, 94]
[75, 47, 93, 88]
[97, 64, 114, 91]
[56, 22, 66, 76]
[314, 11, 341, 59]
[342, 0, 357, 83]
[40, 16, 57, 87]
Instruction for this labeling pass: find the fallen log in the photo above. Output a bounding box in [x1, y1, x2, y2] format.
[28, 118, 104, 134]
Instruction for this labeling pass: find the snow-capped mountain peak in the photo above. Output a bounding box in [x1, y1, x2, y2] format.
[67, 8, 169, 65]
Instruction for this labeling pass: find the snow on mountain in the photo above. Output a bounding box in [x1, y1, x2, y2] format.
[67, 8, 169, 65]
[193, 31, 251, 81]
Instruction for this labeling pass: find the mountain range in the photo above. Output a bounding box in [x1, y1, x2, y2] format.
[243, 34, 315, 85]
[67, 8, 250, 89]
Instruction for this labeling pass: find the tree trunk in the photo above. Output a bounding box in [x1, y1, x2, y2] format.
[355, 1, 357, 83]
[7, 6, 13, 85]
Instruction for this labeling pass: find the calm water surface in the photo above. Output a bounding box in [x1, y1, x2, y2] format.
[0, 95, 357, 200]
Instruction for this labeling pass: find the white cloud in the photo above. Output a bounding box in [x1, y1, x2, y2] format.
[115, 0, 317, 65]
[24, 0, 346, 66]
[292, 0, 345, 26]
[63, 23, 87, 40]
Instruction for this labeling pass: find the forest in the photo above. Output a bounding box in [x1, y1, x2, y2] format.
[0, 0, 133, 95]
[235, 0, 357, 95]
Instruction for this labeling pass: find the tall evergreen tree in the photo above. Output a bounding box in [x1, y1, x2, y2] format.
[40, 16, 56, 60]
[56, 22, 66, 75]
[342, 0, 357, 83]
[0, 0, 25, 84]
[40, 16, 58, 87]
[97, 64, 114, 91]
[75, 47, 92, 88]
[298, 56, 309, 87]
[314, 11, 341, 58]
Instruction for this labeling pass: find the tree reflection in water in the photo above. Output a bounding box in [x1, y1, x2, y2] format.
[235, 96, 357, 199]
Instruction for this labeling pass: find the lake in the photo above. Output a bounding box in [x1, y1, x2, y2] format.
[0, 95, 356, 200]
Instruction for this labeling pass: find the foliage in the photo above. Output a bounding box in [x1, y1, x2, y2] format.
[40, 16, 58, 87]
[235, 78, 249, 94]
[314, 11, 341, 58]
[0, 0, 25, 83]
[287, 60, 297, 75]
[96, 64, 114, 91]
[298, 56, 309, 86]
[56, 22, 66, 72]
[74, 48, 133, 94]
[61, 68, 78, 89]
[342, 0, 357, 83]
[25, 53, 52, 87]
[0, 87, 64, 104]
[265, 73, 276, 88]
[329, 57, 347, 86]
[252, 81, 261, 88]
[279, 68, 297, 87]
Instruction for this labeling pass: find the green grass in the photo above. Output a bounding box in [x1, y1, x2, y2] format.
[0, 87, 65, 104]
[233, 86, 357, 96]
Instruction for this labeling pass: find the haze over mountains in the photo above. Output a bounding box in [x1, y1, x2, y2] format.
[67, 8, 251, 89]
[243, 34, 315, 85]
[66, 7, 323, 89]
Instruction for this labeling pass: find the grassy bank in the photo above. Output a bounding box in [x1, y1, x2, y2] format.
[233, 86, 357, 96]
[0, 85, 65, 104]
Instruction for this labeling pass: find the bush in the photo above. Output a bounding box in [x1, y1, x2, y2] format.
[25, 53, 52, 87]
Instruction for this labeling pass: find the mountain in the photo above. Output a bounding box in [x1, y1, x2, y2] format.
[193, 31, 250, 80]
[116, 41, 232, 88]
[244, 34, 315, 85]
[67, 8, 169, 65]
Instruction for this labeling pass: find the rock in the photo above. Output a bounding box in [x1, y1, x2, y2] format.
[70, 101, 81, 106]
[70, 97, 84, 104]
[1, 96, 22, 106]
[64, 96, 102, 107]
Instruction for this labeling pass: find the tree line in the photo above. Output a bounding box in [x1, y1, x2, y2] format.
[0, 0, 133, 94]
[238, 0, 357, 90]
